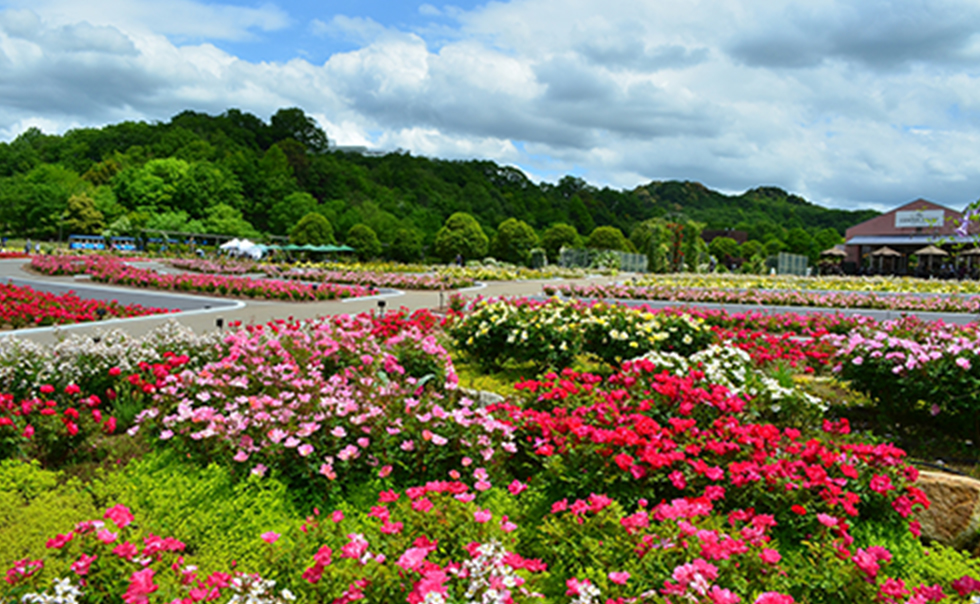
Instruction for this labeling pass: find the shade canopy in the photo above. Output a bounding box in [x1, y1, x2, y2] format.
[279, 243, 355, 253]
[958, 247, 980, 256]
[820, 247, 847, 257]
[870, 246, 902, 257]
[914, 244, 948, 256]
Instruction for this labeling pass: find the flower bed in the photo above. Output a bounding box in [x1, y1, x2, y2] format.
[167, 258, 262, 274]
[30, 256, 375, 301]
[0, 251, 28, 259]
[0, 281, 171, 330]
[3, 307, 980, 603]
[544, 282, 980, 313]
[265, 266, 476, 290]
[445, 297, 835, 372]
[828, 316, 980, 442]
[634, 273, 980, 296]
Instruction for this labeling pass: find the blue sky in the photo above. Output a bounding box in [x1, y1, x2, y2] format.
[2, 0, 980, 212]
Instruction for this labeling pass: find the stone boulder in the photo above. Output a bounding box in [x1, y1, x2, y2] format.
[915, 470, 980, 550]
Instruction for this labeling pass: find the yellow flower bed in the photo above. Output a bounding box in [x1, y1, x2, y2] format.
[633, 273, 980, 295]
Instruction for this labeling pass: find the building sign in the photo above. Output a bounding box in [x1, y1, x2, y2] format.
[895, 210, 944, 228]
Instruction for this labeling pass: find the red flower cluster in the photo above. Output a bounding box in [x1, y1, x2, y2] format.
[0, 281, 170, 328]
[497, 360, 927, 549]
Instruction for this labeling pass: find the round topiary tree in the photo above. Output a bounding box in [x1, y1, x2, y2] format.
[389, 227, 424, 263]
[587, 226, 632, 252]
[541, 223, 581, 263]
[289, 212, 336, 246]
[346, 223, 382, 261]
[433, 212, 489, 262]
[491, 218, 538, 265]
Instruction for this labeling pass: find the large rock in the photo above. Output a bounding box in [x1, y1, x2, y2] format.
[915, 470, 980, 550]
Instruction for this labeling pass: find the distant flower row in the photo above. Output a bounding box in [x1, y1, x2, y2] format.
[264, 266, 476, 290]
[29, 256, 375, 302]
[544, 282, 980, 313]
[634, 272, 980, 295]
[167, 258, 260, 275]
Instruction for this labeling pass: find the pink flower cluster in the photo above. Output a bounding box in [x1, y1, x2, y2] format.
[267, 267, 475, 290]
[139, 310, 515, 483]
[31, 256, 374, 301]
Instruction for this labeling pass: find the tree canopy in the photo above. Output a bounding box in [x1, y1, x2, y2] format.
[0, 107, 880, 262]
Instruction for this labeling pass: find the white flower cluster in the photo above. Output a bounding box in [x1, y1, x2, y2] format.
[636, 345, 828, 414]
[21, 578, 82, 604]
[462, 540, 523, 604]
[0, 320, 222, 393]
[569, 581, 601, 604]
[226, 574, 296, 604]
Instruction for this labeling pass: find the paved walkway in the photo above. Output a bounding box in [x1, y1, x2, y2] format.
[0, 258, 617, 344]
[2, 257, 977, 345]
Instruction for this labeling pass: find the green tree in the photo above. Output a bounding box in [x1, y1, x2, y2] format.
[739, 240, 764, 260]
[813, 227, 843, 254]
[290, 212, 336, 246]
[490, 218, 538, 265]
[0, 177, 67, 238]
[709, 236, 740, 262]
[567, 195, 596, 236]
[202, 203, 259, 238]
[540, 223, 580, 263]
[113, 158, 189, 212]
[268, 191, 318, 236]
[630, 219, 672, 273]
[269, 107, 329, 154]
[764, 237, 786, 256]
[587, 226, 631, 252]
[346, 224, 382, 261]
[173, 161, 243, 218]
[250, 145, 297, 230]
[434, 212, 489, 262]
[785, 227, 818, 263]
[680, 220, 707, 271]
[64, 193, 105, 235]
[145, 210, 205, 235]
[389, 227, 424, 263]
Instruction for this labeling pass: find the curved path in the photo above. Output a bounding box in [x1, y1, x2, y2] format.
[2, 257, 977, 345]
[0, 258, 617, 344]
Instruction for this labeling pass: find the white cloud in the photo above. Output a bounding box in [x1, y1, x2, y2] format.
[3, 0, 980, 211]
[4, 0, 289, 40]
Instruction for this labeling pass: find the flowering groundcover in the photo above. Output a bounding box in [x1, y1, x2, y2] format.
[3, 305, 980, 603]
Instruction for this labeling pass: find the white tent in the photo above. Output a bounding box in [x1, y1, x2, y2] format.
[219, 238, 265, 259]
[238, 240, 264, 259]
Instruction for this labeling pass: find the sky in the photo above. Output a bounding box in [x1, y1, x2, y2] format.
[1, 0, 980, 212]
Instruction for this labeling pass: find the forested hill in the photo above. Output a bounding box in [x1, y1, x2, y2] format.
[635, 181, 880, 242]
[0, 107, 878, 251]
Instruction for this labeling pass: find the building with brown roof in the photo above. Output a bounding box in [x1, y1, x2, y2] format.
[844, 199, 980, 275]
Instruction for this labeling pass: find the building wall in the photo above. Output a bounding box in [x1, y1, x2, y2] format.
[843, 199, 976, 267]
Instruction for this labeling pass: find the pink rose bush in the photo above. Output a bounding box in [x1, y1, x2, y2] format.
[134, 309, 515, 486]
[31, 256, 373, 301]
[827, 315, 980, 442]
